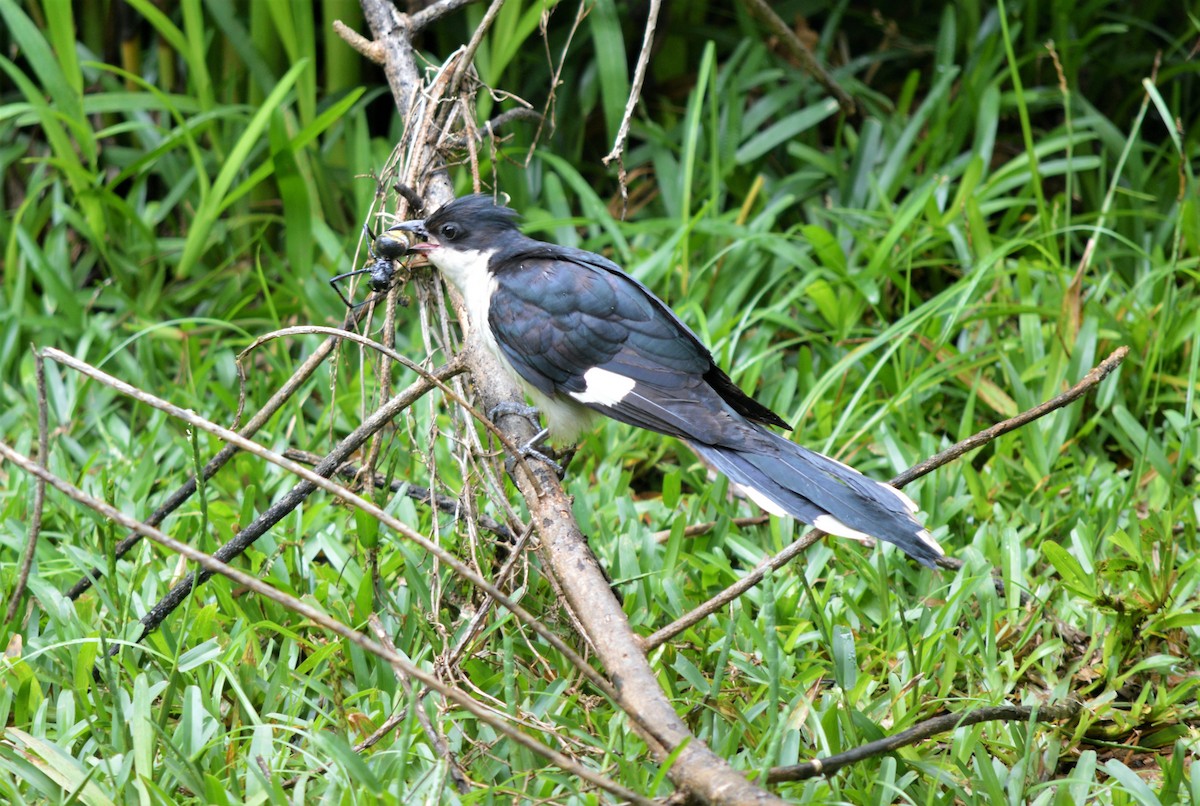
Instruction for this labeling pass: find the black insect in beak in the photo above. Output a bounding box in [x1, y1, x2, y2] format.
[390, 219, 437, 256]
[366, 228, 412, 291]
[329, 224, 415, 310]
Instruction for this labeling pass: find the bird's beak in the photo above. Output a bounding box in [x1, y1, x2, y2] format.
[390, 220, 435, 254]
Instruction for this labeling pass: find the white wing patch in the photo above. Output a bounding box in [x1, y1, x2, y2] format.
[914, 528, 944, 556]
[569, 367, 637, 406]
[890, 487, 921, 514]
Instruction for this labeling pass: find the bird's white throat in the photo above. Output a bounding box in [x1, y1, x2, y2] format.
[428, 246, 497, 346]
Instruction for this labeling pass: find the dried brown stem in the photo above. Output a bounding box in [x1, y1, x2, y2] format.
[411, 0, 477, 32]
[244, 324, 546, 493]
[5, 350, 48, 623]
[768, 700, 1083, 782]
[441, 107, 543, 149]
[0, 439, 647, 806]
[332, 19, 385, 64]
[368, 614, 472, 793]
[894, 345, 1130, 490]
[283, 448, 516, 542]
[602, 0, 662, 208]
[653, 515, 769, 544]
[741, 0, 856, 115]
[449, 0, 503, 96]
[315, 522, 534, 793]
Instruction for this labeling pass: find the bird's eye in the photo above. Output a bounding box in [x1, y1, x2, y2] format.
[439, 223, 460, 241]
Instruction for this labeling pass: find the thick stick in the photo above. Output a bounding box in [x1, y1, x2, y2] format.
[354, 2, 788, 802]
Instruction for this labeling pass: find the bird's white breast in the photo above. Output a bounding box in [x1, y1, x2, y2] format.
[426, 246, 495, 344]
[428, 249, 597, 440]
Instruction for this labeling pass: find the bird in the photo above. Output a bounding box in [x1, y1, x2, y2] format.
[390, 195, 944, 567]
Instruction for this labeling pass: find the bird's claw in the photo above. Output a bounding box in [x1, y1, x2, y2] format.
[487, 402, 565, 476]
[505, 431, 565, 478]
[488, 401, 542, 431]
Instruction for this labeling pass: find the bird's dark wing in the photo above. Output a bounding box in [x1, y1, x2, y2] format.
[487, 244, 943, 567]
[487, 247, 789, 443]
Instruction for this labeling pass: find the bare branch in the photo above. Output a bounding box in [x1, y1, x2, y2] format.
[602, 0, 662, 209]
[653, 515, 768, 544]
[368, 614, 472, 793]
[284, 448, 517, 542]
[0, 439, 649, 806]
[449, 0, 503, 96]
[742, 0, 856, 115]
[333, 19, 385, 64]
[768, 700, 1083, 782]
[441, 107, 543, 149]
[412, 0, 478, 32]
[895, 345, 1130, 490]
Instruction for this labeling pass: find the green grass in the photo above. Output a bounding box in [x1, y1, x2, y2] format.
[2, 0, 1199, 803]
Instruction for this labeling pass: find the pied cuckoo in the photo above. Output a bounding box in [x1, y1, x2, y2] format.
[390, 195, 943, 567]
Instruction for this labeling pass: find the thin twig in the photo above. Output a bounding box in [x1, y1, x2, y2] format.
[601, 0, 661, 210]
[65, 308, 373, 600]
[368, 614, 472, 794]
[332, 19, 385, 64]
[524, 1, 588, 165]
[411, 0, 477, 32]
[653, 515, 768, 544]
[441, 107, 543, 149]
[741, 0, 856, 115]
[448, 0, 504, 96]
[0, 439, 649, 806]
[641, 346, 1130, 651]
[5, 350, 49, 623]
[244, 325, 545, 494]
[442, 521, 536, 669]
[283, 449, 516, 542]
[600, 0, 658, 167]
[893, 345, 1130, 490]
[767, 700, 1083, 782]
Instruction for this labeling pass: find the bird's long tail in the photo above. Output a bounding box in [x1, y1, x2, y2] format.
[688, 428, 943, 568]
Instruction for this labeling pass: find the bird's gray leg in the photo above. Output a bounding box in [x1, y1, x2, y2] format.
[488, 401, 541, 430]
[488, 402, 565, 477]
[514, 427, 564, 476]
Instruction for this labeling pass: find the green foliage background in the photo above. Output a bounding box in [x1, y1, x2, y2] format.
[1, 0, 1198, 802]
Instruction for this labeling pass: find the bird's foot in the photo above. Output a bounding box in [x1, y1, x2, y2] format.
[488, 401, 542, 430]
[510, 428, 565, 477]
[488, 403, 565, 477]
[508, 427, 565, 478]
